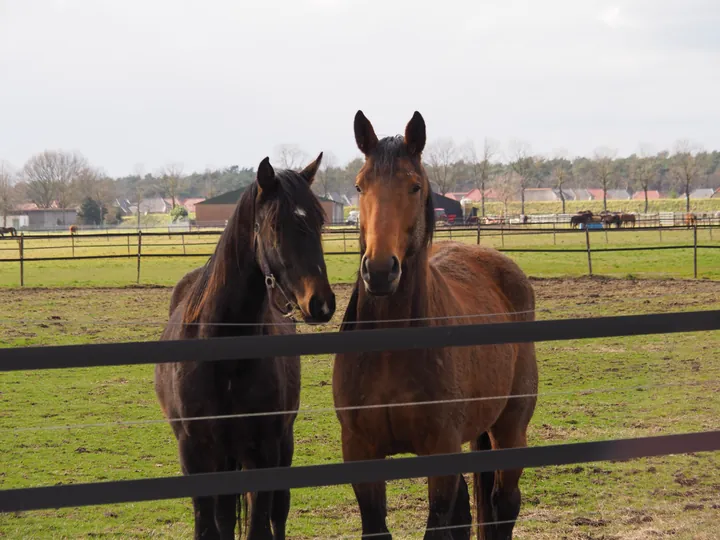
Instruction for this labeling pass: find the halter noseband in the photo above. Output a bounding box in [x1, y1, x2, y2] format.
[253, 221, 299, 319]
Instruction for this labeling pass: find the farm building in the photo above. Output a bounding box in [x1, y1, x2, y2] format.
[318, 196, 345, 225]
[195, 188, 344, 227]
[524, 188, 558, 202]
[195, 188, 246, 227]
[632, 190, 661, 200]
[22, 209, 77, 229]
[431, 192, 463, 222]
[688, 188, 715, 199]
[1, 214, 29, 229]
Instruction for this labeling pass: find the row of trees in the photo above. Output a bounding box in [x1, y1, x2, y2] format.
[1, 140, 718, 226]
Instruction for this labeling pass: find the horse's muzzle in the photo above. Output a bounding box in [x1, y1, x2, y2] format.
[361, 254, 401, 296]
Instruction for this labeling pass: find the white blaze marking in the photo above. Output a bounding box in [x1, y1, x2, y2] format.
[295, 208, 307, 217]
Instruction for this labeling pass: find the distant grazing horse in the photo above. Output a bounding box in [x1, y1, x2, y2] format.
[0, 226, 17, 237]
[619, 213, 636, 228]
[69, 225, 78, 234]
[155, 154, 336, 539]
[601, 213, 621, 229]
[334, 111, 538, 539]
[570, 210, 593, 229]
[684, 212, 697, 228]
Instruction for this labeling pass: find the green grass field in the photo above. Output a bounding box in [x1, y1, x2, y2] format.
[1, 278, 718, 539]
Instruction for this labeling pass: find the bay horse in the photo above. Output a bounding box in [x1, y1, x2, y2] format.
[0, 226, 17, 237]
[333, 111, 538, 540]
[619, 213, 636, 227]
[69, 225, 78, 234]
[155, 154, 336, 539]
[684, 212, 697, 228]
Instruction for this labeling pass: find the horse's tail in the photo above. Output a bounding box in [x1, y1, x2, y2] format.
[473, 432, 494, 540]
[237, 491, 249, 539]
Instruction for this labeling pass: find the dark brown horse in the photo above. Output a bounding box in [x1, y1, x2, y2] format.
[333, 111, 538, 540]
[0, 226, 17, 237]
[619, 213, 636, 227]
[155, 155, 336, 539]
[69, 225, 78, 234]
[570, 210, 592, 229]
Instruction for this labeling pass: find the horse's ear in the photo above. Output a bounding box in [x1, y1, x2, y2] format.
[300, 152, 323, 185]
[256, 157, 278, 193]
[354, 110, 378, 156]
[404, 111, 426, 156]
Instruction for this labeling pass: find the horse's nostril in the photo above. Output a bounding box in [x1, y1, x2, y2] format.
[388, 256, 400, 281]
[361, 256, 370, 279]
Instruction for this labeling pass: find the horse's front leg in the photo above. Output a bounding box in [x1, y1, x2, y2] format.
[421, 436, 466, 540]
[342, 431, 391, 539]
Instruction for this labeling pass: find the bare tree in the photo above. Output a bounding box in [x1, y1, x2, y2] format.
[158, 162, 184, 208]
[0, 161, 17, 227]
[509, 140, 538, 215]
[274, 144, 308, 170]
[551, 149, 573, 214]
[630, 145, 659, 213]
[425, 138, 457, 195]
[315, 151, 337, 199]
[74, 166, 115, 222]
[671, 140, 703, 213]
[464, 137, 499, 217]
[23, 150, 87, 211]
[133, 164, 145, 229]
[590, 147, 618, 211]
[492, 168, 520, 217]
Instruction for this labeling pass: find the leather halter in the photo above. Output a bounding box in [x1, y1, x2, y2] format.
[253, 221, 299, 319]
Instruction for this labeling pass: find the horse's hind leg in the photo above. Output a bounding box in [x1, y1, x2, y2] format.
[486, 418, 532, 540]
[449, 474, 471, 540]
[270, 431, 294, 539]
[471, 432, 495, 540]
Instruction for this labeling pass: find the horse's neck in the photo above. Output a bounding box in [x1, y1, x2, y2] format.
[356, 252, 433, 327]
[193, 234, 269, 338]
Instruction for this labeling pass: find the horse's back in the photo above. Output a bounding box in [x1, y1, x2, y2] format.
[429, 241, 535, 321]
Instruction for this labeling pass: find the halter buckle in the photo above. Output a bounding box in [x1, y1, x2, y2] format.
[265, 274, 277, 289]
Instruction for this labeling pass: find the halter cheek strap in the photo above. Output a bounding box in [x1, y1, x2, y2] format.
[253, 222, 299, 319]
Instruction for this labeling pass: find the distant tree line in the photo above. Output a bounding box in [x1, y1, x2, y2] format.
[1, 139, 718, 226]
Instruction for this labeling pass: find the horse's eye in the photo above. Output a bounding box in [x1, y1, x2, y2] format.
[355, 185, 362, 193]
[411, 184, 422, 194]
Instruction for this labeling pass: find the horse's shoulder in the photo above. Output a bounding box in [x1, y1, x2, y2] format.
[168, 267, 205, 317]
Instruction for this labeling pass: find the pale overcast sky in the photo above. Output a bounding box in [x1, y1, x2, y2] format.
[1, 0, 719, 177]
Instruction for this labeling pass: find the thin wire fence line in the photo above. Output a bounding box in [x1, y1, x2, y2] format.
[0, 308, 546, 328]
[1, 289, 717, 328]
[335, 517, 530, 539]
[8, 380, 717, 433]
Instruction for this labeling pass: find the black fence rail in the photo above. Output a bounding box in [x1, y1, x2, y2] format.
[1, 310, 719, 518]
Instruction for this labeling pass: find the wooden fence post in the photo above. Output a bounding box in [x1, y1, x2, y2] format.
[127, 234, 130, 255]
[19, 233, 24, 287]
[343, 230, 347, 253]
[137, 231, 143, 284]
[585, 225, 593, 276]
[553, 222, 556, 246]
[71, 232, 75, 257]
[476, 222, 481, 245]
[693, 222, 698, 279]
[501, 223, 505, 248]
[182, 233, 186, 255]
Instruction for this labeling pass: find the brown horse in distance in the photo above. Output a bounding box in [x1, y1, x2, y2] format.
[333, 111, 538, 540]
[684, 212, 697, 228]
[619, 213, 636, 227]
[69, 225, 78, 234]
[0, 226, 17, 237]
[155, 155, 336, 540]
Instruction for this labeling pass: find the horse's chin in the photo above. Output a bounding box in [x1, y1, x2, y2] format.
[362, 280, 399, 297]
